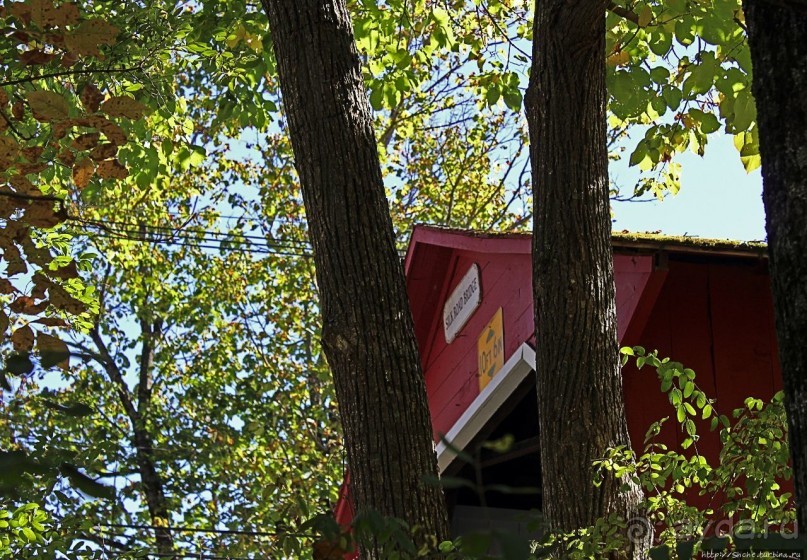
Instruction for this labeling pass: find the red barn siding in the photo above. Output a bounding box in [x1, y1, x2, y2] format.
[622, 257, 786, 511]
[333, 227, 785, 531]
[419, 251, 532, 439]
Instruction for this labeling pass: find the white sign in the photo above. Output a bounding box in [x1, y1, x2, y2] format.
[443, 264, 481, 344]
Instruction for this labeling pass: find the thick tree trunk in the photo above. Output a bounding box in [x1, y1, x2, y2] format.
[524, 0, 645, 550]
[744, 0, 807, 528]
[261, 1, 449, 557]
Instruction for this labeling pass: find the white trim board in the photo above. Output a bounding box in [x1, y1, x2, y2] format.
[435, 342, 536, 473]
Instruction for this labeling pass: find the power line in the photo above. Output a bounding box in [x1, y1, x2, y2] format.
[132, 552, 264, 560]
[62, 215, 314, 257]
[96, 522, 315, 539]
[72, 217, 311, 247]
[63, 226, 313, 258]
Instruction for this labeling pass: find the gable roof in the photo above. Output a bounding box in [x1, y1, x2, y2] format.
[405, 224, 768, 271]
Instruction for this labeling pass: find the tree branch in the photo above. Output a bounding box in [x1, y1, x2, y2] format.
[137, 317, 158, 413]
[0, 64, 146, 88]
[607, 1, 639, 24]
[89, 326, 140, 426]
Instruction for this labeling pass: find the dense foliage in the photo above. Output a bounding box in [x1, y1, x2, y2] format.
[1, 0, 772, 557]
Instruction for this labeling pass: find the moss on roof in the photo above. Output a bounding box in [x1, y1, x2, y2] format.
[611, 230, 767, 256]
[414, 224, 768, 257]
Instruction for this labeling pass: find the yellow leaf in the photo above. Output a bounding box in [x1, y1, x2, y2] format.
[71, 131, 100, 150]
[100, 96, 148, 119]
[80, 83, 104, 113]
[0, 136, 20, 170]
[741, 153, 762, 173]
[245, 32, 263, 53]
[26, 90, 69, 121]
[89, 142, 117, 161]
[96, 158, 128, 179]
[65, 18, 119, 56]
[37, 332, 70, 370]
[91, 117, 127, 145]
[72, 157, 95, 188]
[29, 0, 56, 26]
[606, 50, 630, 67]
[225, 23, 246, 48]
[12, 325, 35, 353]
[23, 200, 63, 228]
[638, 5, 653, 28]
[50, 3, 79, 26]
[9, 174, 41, 196]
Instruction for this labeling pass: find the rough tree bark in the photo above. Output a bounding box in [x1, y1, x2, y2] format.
[524, 0, 645, 551]
[743, 0, 807, 527]
[260, 0, 450, 557]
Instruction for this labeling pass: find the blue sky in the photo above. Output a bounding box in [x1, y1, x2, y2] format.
[612, 133, 766, 242]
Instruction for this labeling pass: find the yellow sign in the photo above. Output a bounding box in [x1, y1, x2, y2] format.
[478, 308, 504, 390]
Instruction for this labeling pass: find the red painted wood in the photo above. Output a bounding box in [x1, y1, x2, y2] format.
[422, 251, 532, 440]
[614, 254, 655, 341]
[622, 261, 680, 457]
[338, 227, 785, 533]
[708, 263, 779, 412]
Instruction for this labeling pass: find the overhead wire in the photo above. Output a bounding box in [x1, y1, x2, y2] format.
[91, 521, 319, 559]
[62, 215, 314, 258]
[0, 190, 313, 256]
[96, 522, 315, 539]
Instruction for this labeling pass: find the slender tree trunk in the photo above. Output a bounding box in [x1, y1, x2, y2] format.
[524, 0, 645, 552]
[744, 0, 807, 528]
[260, 1, 449, 557]
[91, 325, 174, 556]
[132, 429, 174, 556]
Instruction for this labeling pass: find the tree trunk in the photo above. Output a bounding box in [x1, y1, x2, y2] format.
[524, 0, 645, 550]
[260, 1, 449, 557]
[744, 0, 807, 528]
[90, 325, 174, 556]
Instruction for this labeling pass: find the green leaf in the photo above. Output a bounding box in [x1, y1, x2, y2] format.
[648, 31, 672, 56]
[629, 141, 648, 167]
[486, 85, 501, 106]
[650, 67, 670, 85]
[732, 89, 757, 132]
[684, 59, 716, 96]
[369, 86, 384, 111]
[638, 5, 653, 27]
[503, 88, 522, 111]
[699, 112, 721, 134]
[683, 380, 694, 398]
[662, 86, 683, 111]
